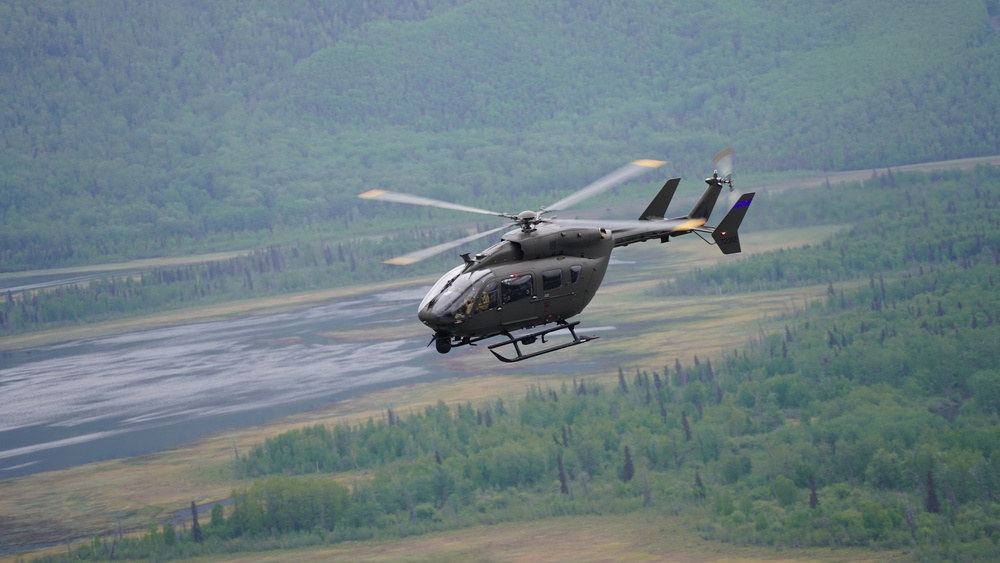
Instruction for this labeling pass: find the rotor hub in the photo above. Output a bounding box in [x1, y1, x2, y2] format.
[516, 210, 540, 231]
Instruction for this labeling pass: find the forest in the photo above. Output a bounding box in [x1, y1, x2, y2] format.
[36, 167, 1000, 562]
[2, 0, 999, 274]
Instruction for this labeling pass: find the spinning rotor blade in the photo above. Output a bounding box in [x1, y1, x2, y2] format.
[384, 225, 509, 265]
[545, 159, 666, 212]
[711, 147, 741, 207]
[712, 147, 733, 180]
[358, 189, 510, 219]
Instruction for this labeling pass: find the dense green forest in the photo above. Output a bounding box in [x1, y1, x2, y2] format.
[2, 0, 999, 272]
[39, 167, 1000, 562]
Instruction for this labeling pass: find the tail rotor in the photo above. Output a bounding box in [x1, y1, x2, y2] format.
[711, 147, 739, 207]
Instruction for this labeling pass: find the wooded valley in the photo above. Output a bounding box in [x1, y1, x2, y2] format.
[4, 2, 1000, 561]
[36, 166, 1000, 562]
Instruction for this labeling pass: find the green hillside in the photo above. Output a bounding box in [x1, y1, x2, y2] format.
[1, 0, 999, 271]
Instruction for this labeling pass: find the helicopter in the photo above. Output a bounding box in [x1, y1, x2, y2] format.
[358, 148, 755, 362]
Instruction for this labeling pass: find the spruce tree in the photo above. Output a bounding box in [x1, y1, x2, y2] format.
[558, 452, 569, 495]
[620, 446, 635, 483]
[694, 470, 706, 499]
[808, 475, 819, 509]
[926, 469, 940, 513]
[190, 501, 203, 543]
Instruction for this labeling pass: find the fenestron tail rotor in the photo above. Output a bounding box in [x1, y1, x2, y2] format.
[358, 159, 666, 264]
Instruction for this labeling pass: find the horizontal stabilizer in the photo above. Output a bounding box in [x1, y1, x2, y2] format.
[711, 192, 755, 255]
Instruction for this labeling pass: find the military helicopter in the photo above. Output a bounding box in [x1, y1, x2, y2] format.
[359, 148, 754, 362]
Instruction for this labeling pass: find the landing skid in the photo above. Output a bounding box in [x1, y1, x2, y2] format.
[487, 321, 598, 363]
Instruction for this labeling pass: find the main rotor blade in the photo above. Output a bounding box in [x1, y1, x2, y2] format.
[358, 189, 510, 219]
[545, 159, 666, 212]
[384, 225, 509, 265]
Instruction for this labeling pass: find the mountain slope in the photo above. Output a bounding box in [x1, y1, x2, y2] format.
[1, 0, 998, 270]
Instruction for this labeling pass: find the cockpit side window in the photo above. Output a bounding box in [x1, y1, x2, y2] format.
[501, 274, 533, 304]
[478, 281, 499, 312]
[570, 265, 583, 284]
[542, 269, 562, 291]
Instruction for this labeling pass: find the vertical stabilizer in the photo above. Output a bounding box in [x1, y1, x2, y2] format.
[639, 178, 680, 220]
[711, 192, 755, 254]
[686, 176, 726, 221]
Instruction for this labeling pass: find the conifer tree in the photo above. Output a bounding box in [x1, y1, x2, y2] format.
[190, 501, 203, 543]
[620, 446, 635, 483]
[558, 452, 569, 495]
[694, 470, 706, 499]
[808, 475, 819, 509]
[926, 469, 940, 513]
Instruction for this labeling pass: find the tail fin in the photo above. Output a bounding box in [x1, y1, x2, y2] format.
[711, 192, 755, 255]
[639, 178, 680, 220]
[686, 176, 726, 221]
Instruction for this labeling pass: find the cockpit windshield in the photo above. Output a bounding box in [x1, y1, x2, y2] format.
[421, 267, 495, 321]
[419, 265, 464, 313]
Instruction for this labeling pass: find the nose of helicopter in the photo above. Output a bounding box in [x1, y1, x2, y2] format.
[418, 304, 451, 330]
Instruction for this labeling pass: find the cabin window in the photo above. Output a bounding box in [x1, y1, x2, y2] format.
[501, 274, 533, 304]
[542, 269, 563, 291]
[478, 281, 499, 311]
[570, 265, 583, 284]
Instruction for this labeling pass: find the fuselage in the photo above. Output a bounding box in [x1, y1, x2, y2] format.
[417, 223, 614, 340]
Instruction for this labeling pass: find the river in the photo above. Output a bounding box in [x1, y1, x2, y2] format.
[0, 281, 615, 479]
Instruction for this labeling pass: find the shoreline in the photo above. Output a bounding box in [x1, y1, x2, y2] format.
[0, 275, 435, 352]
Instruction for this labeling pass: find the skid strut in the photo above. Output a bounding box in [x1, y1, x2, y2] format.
[487, 321, 598, 363]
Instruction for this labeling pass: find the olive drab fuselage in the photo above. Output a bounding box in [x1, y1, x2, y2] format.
[417, 223, 613, 339]
[361, 149, 754, 361]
